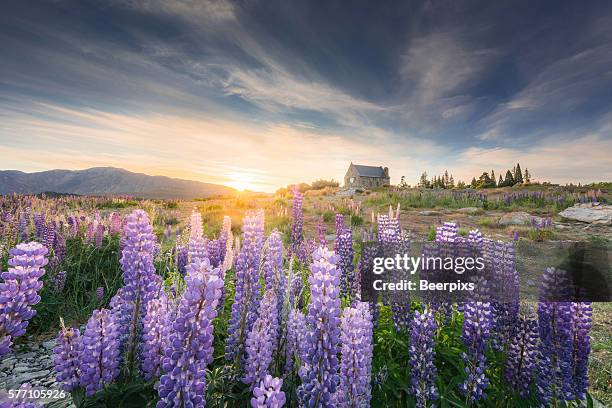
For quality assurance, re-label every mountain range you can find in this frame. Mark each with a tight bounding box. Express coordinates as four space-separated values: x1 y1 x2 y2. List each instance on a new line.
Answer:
0 167 235 199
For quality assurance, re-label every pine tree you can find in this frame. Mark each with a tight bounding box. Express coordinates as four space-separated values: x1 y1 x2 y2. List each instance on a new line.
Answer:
444 170 450 188
524 168 531 183
505 169 514 186
449 175 455 188
498 174 504 187
514 163 523 184
491 170 497 187
471 177 477 188
418 172 429 188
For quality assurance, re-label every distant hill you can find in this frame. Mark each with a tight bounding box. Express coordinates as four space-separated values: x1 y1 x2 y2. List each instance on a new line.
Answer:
0 167 235 199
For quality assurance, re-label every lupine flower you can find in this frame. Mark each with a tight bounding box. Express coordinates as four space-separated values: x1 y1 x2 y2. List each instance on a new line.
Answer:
157 259 223 408
297 247 341 407
175 242 188 275
244 289 279 388
141 294 169 381
504 306 538 397
95 224 105 248
284 309 306 376
53 270 67 292
409 308 438 408
226 211 265 366
336 302 373 407
95 287 105 301
262 230 285 314
291 187 304 260
118 210 161 371
251 375 286 408
188 236 209 264
53 322 82 391
459 301 493 402
0 242 48 357
435 221 458 243
218 215 232 264
79 308 121 396
189 209 203 240
335 228 354 299
570 302 592 402
537 267 574 405
317 217 327 247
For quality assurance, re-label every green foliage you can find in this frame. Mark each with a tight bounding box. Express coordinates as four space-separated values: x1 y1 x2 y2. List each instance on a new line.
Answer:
350 214 364 226
31 236 124 334
322 210 335 223
310 179 340 190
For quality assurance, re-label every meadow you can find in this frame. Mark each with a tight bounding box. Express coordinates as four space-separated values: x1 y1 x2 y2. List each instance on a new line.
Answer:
0 185 610 407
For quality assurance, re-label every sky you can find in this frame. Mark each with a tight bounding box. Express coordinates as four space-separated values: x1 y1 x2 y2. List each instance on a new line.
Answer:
1 0 611 192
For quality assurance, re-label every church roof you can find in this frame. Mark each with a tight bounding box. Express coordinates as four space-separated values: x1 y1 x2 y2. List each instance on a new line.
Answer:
351 164 387 178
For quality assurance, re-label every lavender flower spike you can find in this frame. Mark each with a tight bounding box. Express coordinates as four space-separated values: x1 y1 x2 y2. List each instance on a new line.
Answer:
0 242 48 357
336 302 373 408
297 247 341 408
251 375 286 408
157 258 223 408
409 308 438 408
53 319 82 391
79 309 121 396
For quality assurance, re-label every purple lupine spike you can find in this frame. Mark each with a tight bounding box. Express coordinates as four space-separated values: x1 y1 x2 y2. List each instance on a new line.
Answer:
570 302 592 402
156 259 223 408
44 221 56 252
95 286 105 301
175 242 188 275
244 289 279 388
409 308 438 408
297 247 341 407
459 301 493 402
189 210 203 240
284 309 306 376
218 215 232 264
504 306 538 397
206 238 222 268
336 302 373 407
95 224 105 248
536 267 574 405
53 323 82 391
109 212 122 235
435 221 458 243
291 188 305 263
263 230 285 316
251 375 286 408
188 236 209 264
0 242 48 357
53 271 67 292
335 227 354 298
317 217 327 247
119 209 161 372
79 308 121 396
334 214 345 246
141 294 169 381
226 210 265 367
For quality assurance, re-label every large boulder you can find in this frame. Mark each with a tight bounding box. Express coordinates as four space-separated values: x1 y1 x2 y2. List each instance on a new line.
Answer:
456 207 482 215
559 204 612 225
498 212 541 226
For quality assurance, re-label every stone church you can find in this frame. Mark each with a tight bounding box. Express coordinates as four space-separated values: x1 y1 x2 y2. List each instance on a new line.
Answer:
344 163 390 189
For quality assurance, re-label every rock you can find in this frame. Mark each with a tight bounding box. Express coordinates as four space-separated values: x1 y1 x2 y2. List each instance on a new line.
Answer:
456 207 481 215
498 212 541 226
418 210 442 216
42 340 56 350
559 204 612 225
16 369 51 382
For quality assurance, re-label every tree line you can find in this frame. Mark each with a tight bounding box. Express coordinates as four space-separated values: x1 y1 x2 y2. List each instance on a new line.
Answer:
417 163 531 189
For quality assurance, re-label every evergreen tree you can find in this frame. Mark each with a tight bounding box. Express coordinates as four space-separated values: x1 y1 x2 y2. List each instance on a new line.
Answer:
504 169 515 186
449 175 455 188
471 177 477 188
491 170 497 187
418 172 428 188
514 163 523 184
444 170 450 188
524 168 531 183
498 174 504 187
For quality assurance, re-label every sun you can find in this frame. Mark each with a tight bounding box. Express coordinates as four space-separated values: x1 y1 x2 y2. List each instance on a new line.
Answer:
225 172 258 191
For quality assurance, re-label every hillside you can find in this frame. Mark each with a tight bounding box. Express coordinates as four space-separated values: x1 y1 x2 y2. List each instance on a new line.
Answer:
0 167 235 199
